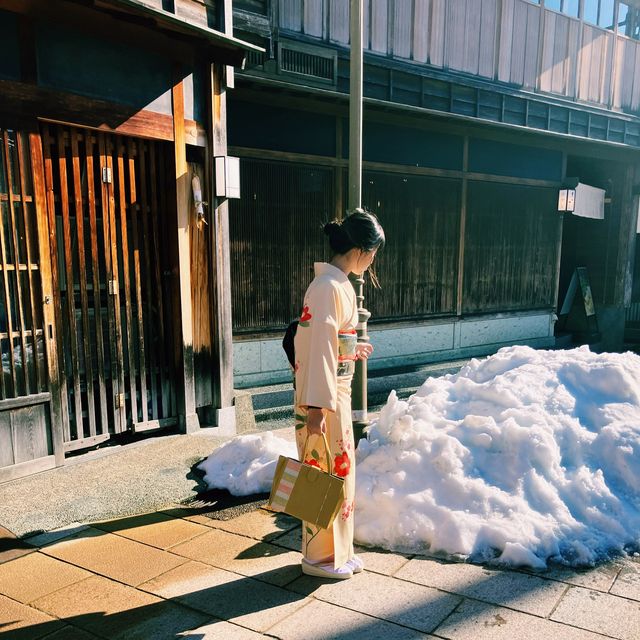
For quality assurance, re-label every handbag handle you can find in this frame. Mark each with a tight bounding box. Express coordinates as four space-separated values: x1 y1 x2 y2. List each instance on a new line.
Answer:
303 431 332 473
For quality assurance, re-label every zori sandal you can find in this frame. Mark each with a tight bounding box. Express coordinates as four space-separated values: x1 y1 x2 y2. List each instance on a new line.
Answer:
346 555 364 573
301 558 353 580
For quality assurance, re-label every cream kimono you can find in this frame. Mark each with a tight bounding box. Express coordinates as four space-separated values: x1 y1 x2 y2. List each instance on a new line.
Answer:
293 262 359 569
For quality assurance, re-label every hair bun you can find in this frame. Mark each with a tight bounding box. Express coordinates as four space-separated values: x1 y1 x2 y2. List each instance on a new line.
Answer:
323 221 341 237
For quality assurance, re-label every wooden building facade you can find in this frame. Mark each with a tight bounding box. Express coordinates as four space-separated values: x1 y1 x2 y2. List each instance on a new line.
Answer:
229 0 640 387
0 0 260 482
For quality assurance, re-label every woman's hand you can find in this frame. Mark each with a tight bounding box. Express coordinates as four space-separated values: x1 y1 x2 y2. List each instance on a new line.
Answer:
306 407 326 435
355 342 374 360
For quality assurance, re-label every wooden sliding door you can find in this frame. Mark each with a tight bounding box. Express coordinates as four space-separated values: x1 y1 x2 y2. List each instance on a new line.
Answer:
41 124 178 452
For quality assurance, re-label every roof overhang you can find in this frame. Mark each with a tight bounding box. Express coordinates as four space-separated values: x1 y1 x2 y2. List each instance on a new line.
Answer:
91 0 264 67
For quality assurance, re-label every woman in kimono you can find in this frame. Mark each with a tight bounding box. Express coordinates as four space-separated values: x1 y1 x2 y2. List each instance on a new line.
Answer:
294 209 385 580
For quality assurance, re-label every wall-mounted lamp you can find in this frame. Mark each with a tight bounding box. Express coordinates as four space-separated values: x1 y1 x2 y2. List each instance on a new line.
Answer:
214 156 241 199
558 188 576 213
559 181 605 219
191 174 208 226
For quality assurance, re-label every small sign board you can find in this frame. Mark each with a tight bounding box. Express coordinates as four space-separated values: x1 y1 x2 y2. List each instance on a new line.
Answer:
558 267 600 344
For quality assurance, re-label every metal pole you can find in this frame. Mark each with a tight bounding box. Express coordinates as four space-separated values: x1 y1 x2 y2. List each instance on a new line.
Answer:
348 0 370 443
348 0 363 210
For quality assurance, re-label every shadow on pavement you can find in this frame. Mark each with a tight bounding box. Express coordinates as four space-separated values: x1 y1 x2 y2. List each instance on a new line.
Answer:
6 519 571 640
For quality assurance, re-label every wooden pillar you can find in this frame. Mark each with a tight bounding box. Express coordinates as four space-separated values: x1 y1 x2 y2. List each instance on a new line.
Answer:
206 62 236 433
616 163 640 308
456 137 469 316
172 72 200 433
30 131 65 466
203 0 237 434
552 152 568 311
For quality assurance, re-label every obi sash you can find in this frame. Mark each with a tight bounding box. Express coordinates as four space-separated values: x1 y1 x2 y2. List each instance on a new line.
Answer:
337 330 357 377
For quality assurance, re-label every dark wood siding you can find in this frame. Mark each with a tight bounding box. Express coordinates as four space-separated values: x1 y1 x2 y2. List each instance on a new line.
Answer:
230 156 562 332
230 159 334 332
362 172 461 320
462 181 559 314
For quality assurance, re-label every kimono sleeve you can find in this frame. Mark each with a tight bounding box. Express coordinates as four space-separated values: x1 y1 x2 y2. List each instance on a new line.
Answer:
298 281 341 412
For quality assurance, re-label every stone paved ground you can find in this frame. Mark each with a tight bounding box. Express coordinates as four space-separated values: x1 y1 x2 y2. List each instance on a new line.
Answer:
1 427 640 639
2 505 640 639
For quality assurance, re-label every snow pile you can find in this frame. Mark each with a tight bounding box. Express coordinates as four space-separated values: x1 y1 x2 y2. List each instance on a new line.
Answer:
356 345 640 567
197 431 296 496
199 346 640 568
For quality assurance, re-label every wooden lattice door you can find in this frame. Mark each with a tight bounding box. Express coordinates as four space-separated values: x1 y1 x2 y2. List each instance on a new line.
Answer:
0 128 60 482
41 124 178 452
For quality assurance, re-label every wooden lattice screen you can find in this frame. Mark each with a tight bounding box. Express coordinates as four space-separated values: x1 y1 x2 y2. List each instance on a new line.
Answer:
0 130 47 400
41 124 178 450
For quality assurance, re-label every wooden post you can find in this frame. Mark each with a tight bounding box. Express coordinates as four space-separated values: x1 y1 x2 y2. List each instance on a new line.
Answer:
207 61 236 434
456 137 469 316
202 0 237 434
172 72 200 433
616 163 639 309
30 131 65 466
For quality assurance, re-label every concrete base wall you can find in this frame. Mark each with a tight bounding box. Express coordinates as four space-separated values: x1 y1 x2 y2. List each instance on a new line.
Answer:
233 310 557 388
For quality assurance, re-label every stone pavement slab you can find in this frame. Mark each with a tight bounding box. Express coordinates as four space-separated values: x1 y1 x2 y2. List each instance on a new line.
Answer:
551 585 640 640
433 597 611 640
530 562 622 593
0 551 91 603
0 592 64 640
271 527 423 577
170 527 302 587
141 559 310 632
395 556 567 617
176 620 268 638
35 625 100 639
24 523 90 548
40 526 188 586
197 508 300 542
287 569 462 634
0 524 33 565
30 574 211 640
266 598 435 639
269 524 301 551
352 545 413 576
91 511 211 549
609 562 640 601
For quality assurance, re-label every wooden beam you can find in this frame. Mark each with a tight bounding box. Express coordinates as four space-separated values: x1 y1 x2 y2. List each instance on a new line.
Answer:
232 78 640 161
0 80 205 146
172 72 199 433
228 145 563 187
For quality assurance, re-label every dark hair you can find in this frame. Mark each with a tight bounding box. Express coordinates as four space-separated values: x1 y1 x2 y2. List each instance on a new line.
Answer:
323 209 385 255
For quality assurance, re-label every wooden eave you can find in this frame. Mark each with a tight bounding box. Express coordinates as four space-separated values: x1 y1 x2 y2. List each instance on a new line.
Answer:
0 0 264 67
93 0 264 67
233 75 640 163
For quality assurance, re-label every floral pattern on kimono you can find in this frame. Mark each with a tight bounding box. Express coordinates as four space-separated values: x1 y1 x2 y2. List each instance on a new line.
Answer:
293 262 358 569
